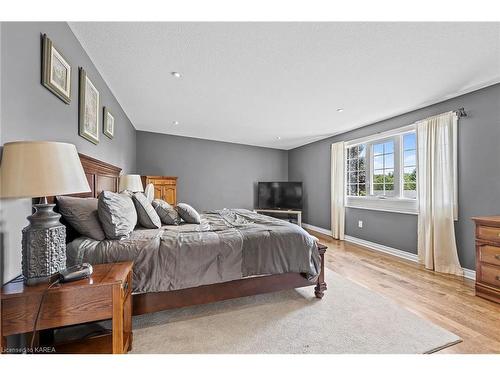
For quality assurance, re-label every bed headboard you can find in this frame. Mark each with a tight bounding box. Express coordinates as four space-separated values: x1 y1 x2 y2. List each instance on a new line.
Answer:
51 153 121 242
77 153 122 197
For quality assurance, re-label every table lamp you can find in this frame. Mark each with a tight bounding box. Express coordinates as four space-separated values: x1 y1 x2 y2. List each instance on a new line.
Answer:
119 174 144 193
0 141 91 285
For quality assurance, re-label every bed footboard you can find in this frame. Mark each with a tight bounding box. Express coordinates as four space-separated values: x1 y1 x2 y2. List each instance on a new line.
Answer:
132 242 328 315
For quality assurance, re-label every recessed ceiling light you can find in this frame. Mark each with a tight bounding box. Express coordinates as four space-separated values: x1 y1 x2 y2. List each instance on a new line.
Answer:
171 72 182 78
336 108 344 112
172 121 179 125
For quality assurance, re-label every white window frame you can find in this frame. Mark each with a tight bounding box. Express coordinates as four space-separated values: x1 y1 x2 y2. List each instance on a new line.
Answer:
344 124 418 215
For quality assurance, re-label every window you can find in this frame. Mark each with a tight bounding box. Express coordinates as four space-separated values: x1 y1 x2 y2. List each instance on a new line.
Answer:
346 145 366 197
372 140 395 197
402 133 417 199
345 125 418 214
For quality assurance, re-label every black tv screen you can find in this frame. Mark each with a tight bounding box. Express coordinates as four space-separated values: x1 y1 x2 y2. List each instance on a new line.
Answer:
257 182 303 210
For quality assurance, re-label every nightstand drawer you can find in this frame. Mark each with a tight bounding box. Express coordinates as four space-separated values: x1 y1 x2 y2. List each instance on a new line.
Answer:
478 244 500 267
479 264 500 289
1 287 113 336
477 225 500 242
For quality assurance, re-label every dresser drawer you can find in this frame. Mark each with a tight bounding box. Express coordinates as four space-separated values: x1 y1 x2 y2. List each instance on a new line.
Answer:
149 179 176 186
478 244 500 267
479 264 500 289
477 225 500 242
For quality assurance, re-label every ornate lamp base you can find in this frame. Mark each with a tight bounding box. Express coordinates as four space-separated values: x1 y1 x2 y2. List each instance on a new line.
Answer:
22 203 66 286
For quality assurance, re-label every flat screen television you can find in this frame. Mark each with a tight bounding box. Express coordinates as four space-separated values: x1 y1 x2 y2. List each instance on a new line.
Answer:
257 182 303 210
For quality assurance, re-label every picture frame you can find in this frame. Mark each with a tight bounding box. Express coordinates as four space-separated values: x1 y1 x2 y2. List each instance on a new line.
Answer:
78 68 100 144
103 107 115 139
41 34 71 104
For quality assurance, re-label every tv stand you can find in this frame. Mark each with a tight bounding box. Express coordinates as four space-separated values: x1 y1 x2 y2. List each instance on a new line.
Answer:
254 209 302 227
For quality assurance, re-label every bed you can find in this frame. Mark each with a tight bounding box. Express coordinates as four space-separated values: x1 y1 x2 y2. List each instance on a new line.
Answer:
56 154 327 316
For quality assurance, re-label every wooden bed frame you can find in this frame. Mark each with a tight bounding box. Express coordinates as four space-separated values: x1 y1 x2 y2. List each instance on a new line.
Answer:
59 153 327 316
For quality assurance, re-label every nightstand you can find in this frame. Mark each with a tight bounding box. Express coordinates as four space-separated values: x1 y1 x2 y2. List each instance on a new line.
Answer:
1 262 133 354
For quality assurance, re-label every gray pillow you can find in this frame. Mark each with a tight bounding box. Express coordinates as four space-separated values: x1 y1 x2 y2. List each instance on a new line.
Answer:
176 203 201 224
98 191 138 240
132 193 161 229
152 199 181 225
56 196 106 241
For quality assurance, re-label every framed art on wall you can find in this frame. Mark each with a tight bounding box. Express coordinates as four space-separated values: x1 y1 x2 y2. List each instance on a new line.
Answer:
41 34 71 104
103 107 115 139
79 68 100 144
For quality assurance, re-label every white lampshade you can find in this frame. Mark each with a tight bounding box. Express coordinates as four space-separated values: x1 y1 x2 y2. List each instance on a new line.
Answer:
119 174 144 193
0 141 91 198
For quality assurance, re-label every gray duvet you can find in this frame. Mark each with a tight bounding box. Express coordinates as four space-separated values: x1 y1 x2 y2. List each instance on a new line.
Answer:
67 209 320 294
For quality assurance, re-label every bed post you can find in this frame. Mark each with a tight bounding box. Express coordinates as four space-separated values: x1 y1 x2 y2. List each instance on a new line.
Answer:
314 243 327 298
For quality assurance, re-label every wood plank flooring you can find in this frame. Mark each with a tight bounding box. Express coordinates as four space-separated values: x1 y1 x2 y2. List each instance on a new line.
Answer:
308 230 500 354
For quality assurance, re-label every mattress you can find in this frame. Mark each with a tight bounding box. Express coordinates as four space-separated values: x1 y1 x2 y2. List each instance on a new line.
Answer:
66 208 320 294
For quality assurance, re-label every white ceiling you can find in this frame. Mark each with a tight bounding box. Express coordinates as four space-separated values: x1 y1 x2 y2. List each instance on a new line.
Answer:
69 22 500 150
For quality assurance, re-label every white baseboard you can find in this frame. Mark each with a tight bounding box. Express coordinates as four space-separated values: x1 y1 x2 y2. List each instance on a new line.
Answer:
344 235 476 281
301 223 476 281
463 268 476 280
344 235 419 263
302 223 332 236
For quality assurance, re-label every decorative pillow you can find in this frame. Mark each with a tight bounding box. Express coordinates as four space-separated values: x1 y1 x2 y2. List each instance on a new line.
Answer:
98 191 138 240
152 199 181 225
176 203 201 224
56 196 106 241
132 192 161 229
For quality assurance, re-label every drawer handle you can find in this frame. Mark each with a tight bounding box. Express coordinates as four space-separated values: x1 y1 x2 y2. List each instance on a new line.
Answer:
123 281 129 292
496 276 500 281
495 254 500 260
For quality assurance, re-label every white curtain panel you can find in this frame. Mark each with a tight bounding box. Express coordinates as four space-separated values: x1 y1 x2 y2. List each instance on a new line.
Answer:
331 142 345 240
416 112 463 276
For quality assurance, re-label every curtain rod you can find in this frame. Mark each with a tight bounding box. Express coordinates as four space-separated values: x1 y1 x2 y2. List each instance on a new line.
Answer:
455 107 467 118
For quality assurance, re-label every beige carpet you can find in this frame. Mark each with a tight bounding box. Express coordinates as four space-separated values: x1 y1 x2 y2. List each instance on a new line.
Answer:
129 269 461 353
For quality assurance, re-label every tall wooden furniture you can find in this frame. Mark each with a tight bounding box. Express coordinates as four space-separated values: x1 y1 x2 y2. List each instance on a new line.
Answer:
1 262 133 354
472 216 500 304
141 176 177 205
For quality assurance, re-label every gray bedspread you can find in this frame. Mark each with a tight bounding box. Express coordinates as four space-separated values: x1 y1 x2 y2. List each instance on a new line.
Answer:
67 209 320 294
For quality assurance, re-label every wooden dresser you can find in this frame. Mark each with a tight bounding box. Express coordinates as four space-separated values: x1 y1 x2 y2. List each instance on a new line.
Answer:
472 216 500 304
141 176 177 205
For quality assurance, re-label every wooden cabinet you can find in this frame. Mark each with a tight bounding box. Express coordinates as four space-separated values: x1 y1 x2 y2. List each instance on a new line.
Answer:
141 176 177 205
472 216 500 304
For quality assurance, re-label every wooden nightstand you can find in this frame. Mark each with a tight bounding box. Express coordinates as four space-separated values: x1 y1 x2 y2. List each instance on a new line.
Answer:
1 262 133 354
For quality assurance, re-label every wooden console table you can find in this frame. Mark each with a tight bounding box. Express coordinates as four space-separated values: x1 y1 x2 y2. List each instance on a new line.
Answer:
254 209 302 227
1 262 133 354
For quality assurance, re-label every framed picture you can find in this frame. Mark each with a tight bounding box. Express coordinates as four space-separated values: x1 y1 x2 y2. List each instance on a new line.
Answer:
103 107 115 139
42 34 71 104
78 68 100 144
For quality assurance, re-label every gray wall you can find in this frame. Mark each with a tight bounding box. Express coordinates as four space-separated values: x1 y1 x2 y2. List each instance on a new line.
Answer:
289 83 500 270
136 131 288 212
1 22 137 283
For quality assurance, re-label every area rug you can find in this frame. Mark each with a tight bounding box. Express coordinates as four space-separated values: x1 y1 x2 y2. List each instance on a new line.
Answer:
129 269 461 353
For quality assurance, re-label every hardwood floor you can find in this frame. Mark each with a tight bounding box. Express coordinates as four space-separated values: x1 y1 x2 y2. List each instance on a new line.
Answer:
308 230 500 354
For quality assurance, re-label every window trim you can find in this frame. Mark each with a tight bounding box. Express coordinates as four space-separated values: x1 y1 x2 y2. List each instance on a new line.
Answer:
344 124 418 215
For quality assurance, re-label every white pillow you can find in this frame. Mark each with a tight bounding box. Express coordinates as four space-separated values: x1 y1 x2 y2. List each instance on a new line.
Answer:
144 183 154 203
